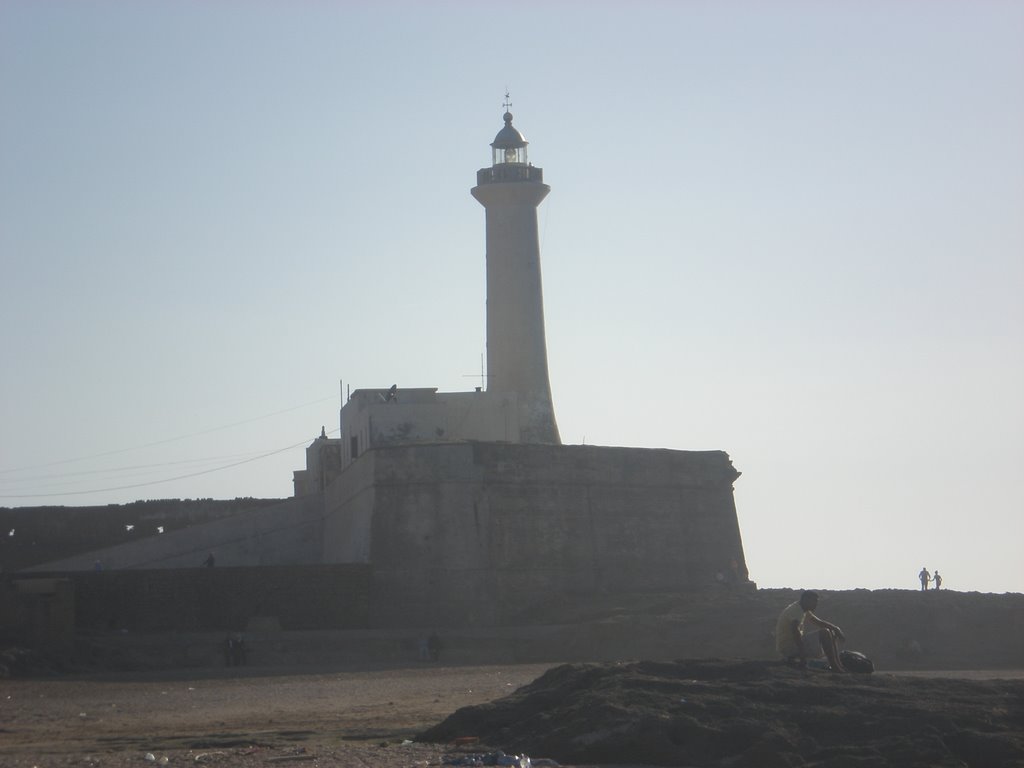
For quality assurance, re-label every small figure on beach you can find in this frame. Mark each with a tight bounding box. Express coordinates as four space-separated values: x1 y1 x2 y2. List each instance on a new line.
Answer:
918 567 931 591
775 590 846 672
728 558 740 585
905 638 922 661
427 631 442 662
933 570 942 590
223 634 247 666
231 634 247 666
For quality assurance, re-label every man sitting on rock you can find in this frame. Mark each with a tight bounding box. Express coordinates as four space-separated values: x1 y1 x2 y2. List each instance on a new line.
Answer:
776 590 846 671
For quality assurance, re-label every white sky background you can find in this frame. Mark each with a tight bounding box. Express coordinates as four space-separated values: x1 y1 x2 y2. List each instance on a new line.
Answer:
1 1 1021 594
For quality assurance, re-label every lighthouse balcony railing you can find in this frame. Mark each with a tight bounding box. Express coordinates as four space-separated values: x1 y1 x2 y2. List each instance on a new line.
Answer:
477 164 544 185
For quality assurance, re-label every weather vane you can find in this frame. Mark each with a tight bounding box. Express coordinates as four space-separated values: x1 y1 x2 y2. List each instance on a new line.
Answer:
503 90 512 113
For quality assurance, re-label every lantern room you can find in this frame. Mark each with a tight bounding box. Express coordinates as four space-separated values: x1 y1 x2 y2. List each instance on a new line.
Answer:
491 111 528 166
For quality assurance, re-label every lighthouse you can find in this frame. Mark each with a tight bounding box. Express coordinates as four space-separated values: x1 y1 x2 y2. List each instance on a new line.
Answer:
472 106 561 444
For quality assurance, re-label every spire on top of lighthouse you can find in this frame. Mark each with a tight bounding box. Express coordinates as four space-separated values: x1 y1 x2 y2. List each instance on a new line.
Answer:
491 93 529 166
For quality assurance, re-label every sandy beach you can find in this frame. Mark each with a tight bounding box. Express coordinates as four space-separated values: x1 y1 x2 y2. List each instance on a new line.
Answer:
3 662 1023 768
0 663 552 767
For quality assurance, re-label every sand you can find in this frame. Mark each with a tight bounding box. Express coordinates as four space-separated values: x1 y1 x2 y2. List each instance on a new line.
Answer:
0 663 551 767
3 661 1023 768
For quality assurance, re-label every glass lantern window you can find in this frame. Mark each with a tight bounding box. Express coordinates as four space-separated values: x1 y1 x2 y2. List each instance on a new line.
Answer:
494 145 527 165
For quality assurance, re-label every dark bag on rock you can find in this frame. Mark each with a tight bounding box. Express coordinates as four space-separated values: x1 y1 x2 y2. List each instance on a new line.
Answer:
840 650 874 673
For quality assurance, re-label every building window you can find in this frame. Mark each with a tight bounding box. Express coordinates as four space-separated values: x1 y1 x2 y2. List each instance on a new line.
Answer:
350 436 359 460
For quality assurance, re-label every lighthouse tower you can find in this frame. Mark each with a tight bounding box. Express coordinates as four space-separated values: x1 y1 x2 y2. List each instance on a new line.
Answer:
471 107 561 444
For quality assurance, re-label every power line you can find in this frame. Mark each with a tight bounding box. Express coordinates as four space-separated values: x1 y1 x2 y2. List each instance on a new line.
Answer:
0 450 271 486
0 394 337 475
0 428 340 500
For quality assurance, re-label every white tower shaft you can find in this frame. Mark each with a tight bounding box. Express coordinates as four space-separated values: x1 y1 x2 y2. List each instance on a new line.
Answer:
471 110 560 444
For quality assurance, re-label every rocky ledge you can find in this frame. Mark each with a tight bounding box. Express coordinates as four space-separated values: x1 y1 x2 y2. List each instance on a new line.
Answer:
421 658 1024 768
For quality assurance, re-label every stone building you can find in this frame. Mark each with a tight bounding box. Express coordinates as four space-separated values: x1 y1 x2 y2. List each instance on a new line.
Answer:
299 108 749 624
21 107 749 629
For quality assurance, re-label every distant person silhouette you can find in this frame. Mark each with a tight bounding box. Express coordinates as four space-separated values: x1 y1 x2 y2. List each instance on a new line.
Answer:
427 631 442 662
933 571 942 590
203 552 216 568
231 633 247 666
918 567 931 591
729 558 740 585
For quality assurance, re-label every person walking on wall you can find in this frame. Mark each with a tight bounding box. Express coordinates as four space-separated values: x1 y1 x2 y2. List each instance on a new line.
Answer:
918 567 931 591
933 570 942 590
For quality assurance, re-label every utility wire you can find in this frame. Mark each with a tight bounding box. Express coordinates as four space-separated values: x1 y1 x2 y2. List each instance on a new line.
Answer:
0 394 337 475
0 428 340 499
0 450 272 485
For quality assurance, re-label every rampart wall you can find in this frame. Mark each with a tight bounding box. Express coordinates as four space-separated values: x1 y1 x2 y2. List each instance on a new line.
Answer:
0 577 76 651
22 497 323 572
324 442 747 627
11 564 372 633
6 442 747 635
0 498 283 572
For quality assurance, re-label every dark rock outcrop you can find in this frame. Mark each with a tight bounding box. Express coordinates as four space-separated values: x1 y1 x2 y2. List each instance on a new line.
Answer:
421 658 1024 767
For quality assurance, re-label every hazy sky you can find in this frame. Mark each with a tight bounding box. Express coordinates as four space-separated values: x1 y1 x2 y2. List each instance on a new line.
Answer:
2 1 1022 594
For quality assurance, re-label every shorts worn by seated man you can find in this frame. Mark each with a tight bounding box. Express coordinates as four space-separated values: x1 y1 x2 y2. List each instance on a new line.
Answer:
775 600 824 659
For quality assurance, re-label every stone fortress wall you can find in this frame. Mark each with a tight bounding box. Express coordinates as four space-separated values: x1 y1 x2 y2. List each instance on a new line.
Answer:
8 564 371 634
323 441 747 627
5 441 748 635
6 577 1022 672
16 497 323 573
0 498 284 573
